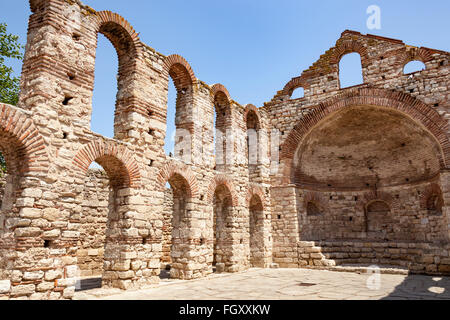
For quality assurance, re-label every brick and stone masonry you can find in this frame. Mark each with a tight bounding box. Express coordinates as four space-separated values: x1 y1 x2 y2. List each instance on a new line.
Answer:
0 0 448 299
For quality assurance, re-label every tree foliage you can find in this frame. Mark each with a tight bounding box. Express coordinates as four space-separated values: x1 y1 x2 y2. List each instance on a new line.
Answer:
0 23 23 105
0 23 24 175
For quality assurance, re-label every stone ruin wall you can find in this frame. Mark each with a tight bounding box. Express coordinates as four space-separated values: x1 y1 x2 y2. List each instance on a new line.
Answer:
266 30 450 273
0 0 447 300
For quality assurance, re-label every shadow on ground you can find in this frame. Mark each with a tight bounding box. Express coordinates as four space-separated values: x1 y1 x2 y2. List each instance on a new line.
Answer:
382 273 450 300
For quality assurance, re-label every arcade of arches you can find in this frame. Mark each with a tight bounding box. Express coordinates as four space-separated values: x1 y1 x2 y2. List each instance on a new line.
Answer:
0 0 448 300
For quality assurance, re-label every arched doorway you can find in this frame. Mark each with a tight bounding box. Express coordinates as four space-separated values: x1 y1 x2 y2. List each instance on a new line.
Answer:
249 194 264 267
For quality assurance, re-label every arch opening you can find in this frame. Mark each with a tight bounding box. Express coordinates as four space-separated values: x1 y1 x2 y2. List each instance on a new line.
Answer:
246 109 260 167
249 194 264 267
214 92 231 168
91 33 118 139
290 87 304 99
166 63 195 162
76 157 132 290
212 184 233 271
160 173 191 279
403 60 426 74
338 53 363 88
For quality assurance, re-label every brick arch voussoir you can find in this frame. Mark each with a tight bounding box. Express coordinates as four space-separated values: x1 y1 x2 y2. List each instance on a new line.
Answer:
303 190 328 211
156 161 199 198
163 54 197 87
206 174 239 207
246 183 265 209
72 139 141 188
281 88 450 169
282 76 307 97
0 103 49 175
360 191 400 211
330 40 369 65
211 83 231 102
244 104 262 127
398 47 435 67
95 11 143 59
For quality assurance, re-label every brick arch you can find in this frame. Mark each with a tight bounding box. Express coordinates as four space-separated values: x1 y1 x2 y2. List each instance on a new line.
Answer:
303 191 328 212
0 103 49 175
163 54 197 90
398 47 434 66
95 11 143 68
244 104 261 130
211 83 231 101
419 183 443 211
282 76 307 97
156 161 199 198
330 39 369 66
280 88 450 172
72 139 141 188
206 175 239 206
360 191 400 211
246 184 265 209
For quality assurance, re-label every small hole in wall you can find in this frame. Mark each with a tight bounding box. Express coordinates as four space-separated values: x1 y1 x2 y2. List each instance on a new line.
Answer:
354 196 358 201
440 61 445 66
405 178 409 182
409 89 414 93
148 110 154 117
380 56 384 60
366 183 370 187
62 132 68 139
327 184 332 187
265 214 269 219
408 160 412 165
68 73 75 81
329 196 332 200
277 215 281 220
72 33 81 41
395 194 400 199
417 190 421 195
382 75 386 80
142 237 148 245
200 238 205 245
62 96 73 106
434 103 439 107
240 239 243 244
323 90 326 93
43 240 52 248
148 160 154 167
200 195 204 201
349 217 353 221
401 143 406 147
213 165 216 170
148 128 154 135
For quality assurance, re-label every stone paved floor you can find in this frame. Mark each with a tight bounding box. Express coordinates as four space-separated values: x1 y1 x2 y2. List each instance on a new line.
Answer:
73 268 450 300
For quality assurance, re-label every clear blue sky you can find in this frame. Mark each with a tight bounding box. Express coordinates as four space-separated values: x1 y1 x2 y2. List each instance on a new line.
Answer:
1 1 449 154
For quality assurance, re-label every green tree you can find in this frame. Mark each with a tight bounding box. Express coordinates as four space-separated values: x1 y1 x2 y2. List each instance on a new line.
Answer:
0 23 24 175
